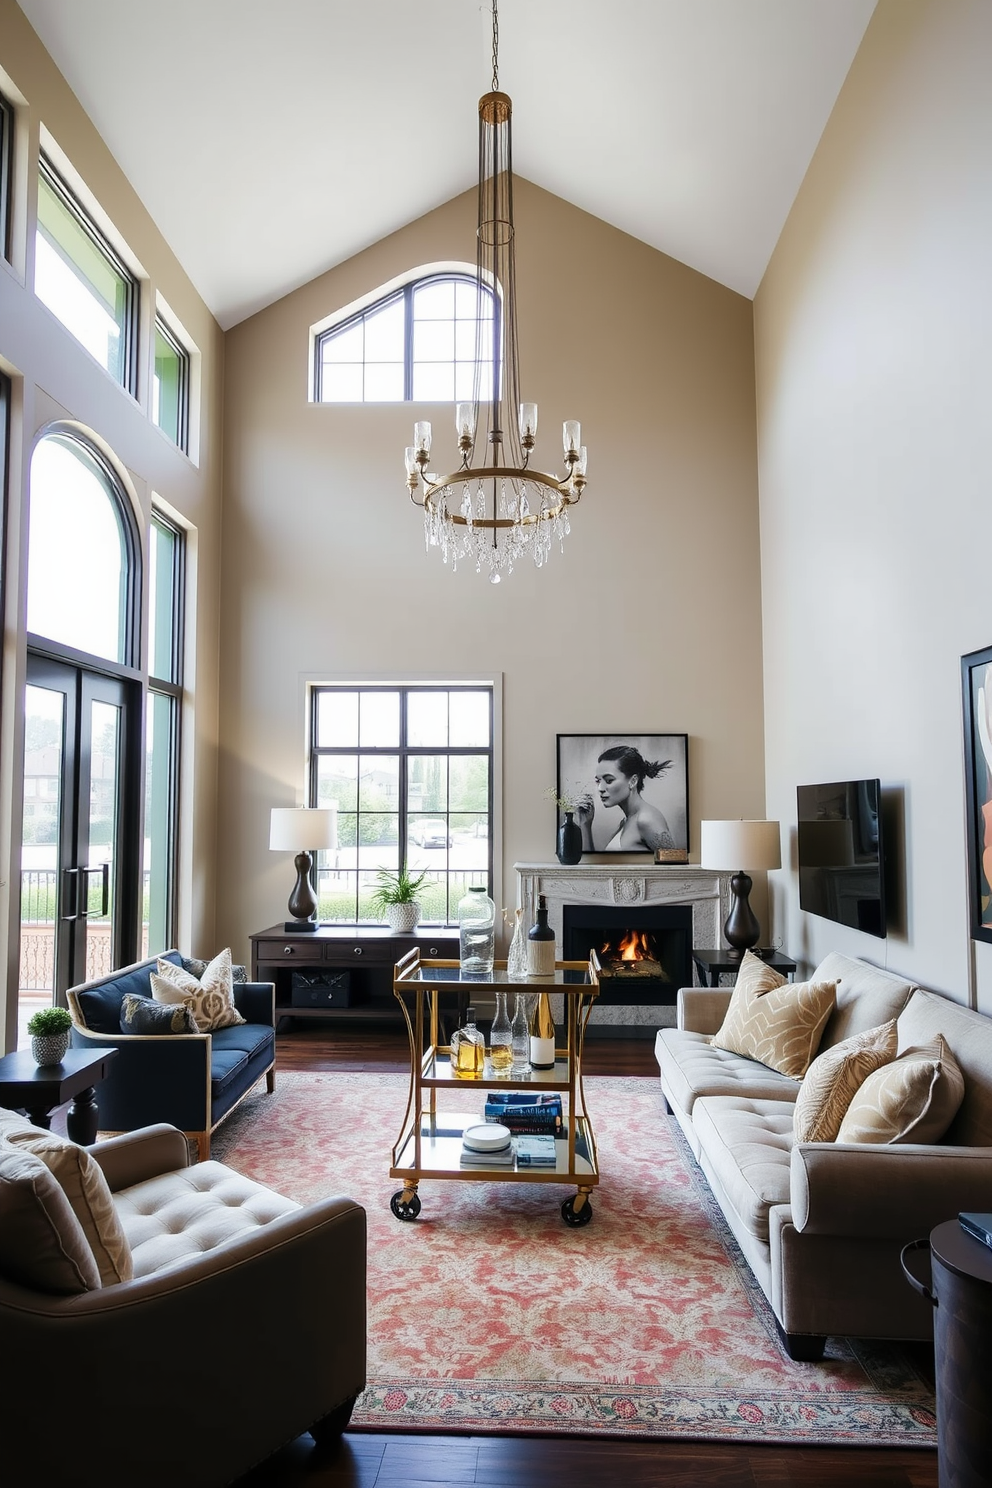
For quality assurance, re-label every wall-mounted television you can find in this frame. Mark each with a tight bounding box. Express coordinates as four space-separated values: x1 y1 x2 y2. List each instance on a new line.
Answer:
797 780 886 938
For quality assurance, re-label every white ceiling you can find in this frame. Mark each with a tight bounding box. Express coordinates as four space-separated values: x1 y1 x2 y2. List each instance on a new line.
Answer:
16 0 876 330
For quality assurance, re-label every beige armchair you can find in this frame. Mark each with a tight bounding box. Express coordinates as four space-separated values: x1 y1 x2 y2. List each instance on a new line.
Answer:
0 1116 366 1487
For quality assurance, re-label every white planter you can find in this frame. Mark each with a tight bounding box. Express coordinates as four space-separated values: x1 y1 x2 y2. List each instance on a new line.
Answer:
31 1032 70 1066
385 902 420 933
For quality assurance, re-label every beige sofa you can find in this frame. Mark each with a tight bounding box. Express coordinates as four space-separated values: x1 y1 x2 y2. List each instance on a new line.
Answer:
655 952 992 1359
0 1117 367 1486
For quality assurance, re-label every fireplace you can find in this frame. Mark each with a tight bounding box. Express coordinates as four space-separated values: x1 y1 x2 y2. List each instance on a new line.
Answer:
562 904 692 1007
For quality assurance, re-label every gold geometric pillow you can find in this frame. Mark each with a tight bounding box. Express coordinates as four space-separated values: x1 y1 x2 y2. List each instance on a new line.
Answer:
712 951 836 1079
151 947 245 1032
836 1035 965 1145
793 1019 898 1143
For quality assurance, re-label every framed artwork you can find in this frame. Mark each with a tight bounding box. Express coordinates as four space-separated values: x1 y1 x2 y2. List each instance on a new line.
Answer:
962 644 992 944
555 733 689 856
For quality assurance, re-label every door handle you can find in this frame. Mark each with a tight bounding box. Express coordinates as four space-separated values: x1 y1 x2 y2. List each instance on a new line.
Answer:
60 866 81 921
80 863 110 918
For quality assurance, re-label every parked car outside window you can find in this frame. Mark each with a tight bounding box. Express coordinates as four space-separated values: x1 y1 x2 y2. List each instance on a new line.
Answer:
410 818 453 848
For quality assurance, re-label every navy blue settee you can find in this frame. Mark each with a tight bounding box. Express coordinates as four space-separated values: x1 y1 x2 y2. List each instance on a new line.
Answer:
67 950 276 1160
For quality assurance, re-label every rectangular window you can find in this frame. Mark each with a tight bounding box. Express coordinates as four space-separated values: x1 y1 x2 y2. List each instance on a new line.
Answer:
143 514 184 954
35 155 137 392
310 684 493 924
0 89 12 262
153 315 189 451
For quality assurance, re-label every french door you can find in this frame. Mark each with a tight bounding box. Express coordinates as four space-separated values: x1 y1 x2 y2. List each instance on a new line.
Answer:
21 654 140 1012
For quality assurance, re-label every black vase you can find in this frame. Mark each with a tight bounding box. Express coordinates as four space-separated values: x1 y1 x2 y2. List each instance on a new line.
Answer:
556 812 582 865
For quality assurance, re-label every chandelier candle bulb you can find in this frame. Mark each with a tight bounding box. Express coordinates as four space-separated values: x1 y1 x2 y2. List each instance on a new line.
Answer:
413 421 431 459
563 420 581 456
519 402 538 445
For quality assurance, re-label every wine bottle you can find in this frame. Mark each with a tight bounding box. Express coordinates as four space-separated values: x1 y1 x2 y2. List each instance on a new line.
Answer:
529 990 556 1070
526 893 556 979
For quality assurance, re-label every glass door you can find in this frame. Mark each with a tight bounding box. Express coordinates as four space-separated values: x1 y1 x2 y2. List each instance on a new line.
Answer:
18 655 138 1040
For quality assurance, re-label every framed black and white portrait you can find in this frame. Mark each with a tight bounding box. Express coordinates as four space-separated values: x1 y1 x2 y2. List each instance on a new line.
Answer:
555 734 689 855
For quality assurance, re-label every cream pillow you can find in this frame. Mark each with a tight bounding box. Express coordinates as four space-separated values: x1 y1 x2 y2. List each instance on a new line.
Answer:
0 1147 102 1293
793 1019 898 1143
4 1127 132 1285
836 1035 965 1145
152 947 245 1032
712 950 836 1079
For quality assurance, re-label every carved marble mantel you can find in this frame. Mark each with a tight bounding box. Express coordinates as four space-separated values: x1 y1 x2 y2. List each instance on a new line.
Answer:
514 863 734 1030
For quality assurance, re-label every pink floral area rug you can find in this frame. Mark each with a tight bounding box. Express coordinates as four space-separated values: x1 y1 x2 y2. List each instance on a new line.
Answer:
211 1071 936 1447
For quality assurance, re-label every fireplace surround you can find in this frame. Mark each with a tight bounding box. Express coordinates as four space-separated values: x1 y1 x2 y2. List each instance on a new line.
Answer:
515 863 733 1037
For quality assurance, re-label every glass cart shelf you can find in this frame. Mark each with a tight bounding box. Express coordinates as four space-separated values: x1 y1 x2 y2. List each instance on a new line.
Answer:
390 950 601 1227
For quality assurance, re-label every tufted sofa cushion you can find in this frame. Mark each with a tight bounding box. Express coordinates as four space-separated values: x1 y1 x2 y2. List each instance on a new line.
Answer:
655 1029 801 1117
114 1160 300 1278
691 1095 795 1242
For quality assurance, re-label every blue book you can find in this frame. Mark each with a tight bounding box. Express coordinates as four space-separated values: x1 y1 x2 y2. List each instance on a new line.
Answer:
486 1092 561 1109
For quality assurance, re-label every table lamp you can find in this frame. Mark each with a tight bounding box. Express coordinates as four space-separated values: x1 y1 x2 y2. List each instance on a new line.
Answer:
700 819 782 956
269 807 336 932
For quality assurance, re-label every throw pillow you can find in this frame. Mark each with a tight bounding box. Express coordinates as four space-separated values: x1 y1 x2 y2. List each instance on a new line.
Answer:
836 1034 965 1145
793 1019 899 1143
712 951 837 1079
4 1128 133 1285
121 990 198 1036
0 1146 102 1293
182 954 248 984
151 947 245 1032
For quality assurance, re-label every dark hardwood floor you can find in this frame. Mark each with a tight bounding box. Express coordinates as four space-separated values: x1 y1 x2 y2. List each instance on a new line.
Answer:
233 1024 938 1488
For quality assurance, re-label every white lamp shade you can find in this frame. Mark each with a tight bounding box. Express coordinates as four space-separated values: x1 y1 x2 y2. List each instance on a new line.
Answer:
269 807 337 852
700 820 782 872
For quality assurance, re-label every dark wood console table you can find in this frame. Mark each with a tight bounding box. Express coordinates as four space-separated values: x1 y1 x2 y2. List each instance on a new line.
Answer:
250 924 460 1029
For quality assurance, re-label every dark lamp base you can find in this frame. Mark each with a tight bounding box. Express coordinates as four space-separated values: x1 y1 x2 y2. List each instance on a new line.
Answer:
284 919 318 933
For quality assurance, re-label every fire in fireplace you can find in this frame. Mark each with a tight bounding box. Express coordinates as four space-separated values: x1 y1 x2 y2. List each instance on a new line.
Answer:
598 929 667 979
562 904 692 1006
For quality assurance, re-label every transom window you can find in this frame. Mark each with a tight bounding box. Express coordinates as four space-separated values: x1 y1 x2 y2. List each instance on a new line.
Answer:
314 273 496 404
153 315 190 452
309 684 493 924
35 154 138 392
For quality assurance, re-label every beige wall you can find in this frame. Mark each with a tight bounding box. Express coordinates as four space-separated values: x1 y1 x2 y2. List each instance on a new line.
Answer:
0 0 225 1048
755 0 992 1004
220 180 766 955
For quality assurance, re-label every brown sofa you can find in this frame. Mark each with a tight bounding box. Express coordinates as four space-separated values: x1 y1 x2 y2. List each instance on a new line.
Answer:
655 952 992 1359
0 1117 366 1486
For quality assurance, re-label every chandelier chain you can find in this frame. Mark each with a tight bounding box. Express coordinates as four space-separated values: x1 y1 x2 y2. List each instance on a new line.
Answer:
491 0 499 91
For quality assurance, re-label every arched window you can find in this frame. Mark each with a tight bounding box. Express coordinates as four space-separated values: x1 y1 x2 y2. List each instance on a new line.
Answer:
314 271 496 404
27 430 138 666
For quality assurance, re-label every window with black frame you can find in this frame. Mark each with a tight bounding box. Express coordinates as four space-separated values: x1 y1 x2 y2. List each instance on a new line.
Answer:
34 154 138 392
143 513 185 953
153 314 190 452
309 684 493 924
0 88 13 263
314 272 497 404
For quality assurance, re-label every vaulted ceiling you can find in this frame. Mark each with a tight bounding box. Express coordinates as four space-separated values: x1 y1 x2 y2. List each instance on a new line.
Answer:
16 0 876 329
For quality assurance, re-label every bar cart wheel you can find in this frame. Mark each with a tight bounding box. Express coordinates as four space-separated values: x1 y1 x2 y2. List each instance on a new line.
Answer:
390 1187 422 1222
561 1192 593 1228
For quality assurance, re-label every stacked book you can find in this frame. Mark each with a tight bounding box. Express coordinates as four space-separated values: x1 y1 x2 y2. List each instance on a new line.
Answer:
460 1123 514 1168
484 1091 562 1135
513 1133 558 1167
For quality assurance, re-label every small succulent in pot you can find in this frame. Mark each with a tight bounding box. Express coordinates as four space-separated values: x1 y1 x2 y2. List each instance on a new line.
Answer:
27 1006 73 1066
369 865 428 933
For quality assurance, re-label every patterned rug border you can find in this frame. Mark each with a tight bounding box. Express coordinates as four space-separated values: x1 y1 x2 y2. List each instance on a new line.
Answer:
215 1072 937 1448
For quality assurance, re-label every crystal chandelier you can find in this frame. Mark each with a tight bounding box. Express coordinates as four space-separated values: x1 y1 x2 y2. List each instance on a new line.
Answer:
404 0 587 583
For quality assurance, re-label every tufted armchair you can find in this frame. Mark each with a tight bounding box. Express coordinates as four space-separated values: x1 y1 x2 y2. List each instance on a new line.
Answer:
0 1117 366 1487
67 950 276 1160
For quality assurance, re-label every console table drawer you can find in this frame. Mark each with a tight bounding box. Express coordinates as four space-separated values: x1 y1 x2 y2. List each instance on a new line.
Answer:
259 940 325 964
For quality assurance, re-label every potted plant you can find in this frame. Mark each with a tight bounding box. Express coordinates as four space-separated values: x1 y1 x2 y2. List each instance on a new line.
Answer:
370 864 428 933
27 1006 73 1067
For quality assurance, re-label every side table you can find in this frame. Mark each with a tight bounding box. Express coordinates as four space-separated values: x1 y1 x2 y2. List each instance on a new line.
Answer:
692 949 797 988
0 1047 118 1144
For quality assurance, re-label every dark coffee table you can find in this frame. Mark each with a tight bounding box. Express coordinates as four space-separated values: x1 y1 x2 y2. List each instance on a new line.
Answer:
0 1046 118 1144
692 948 797 987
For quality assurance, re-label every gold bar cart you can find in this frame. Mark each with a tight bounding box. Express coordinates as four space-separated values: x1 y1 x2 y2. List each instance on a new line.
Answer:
390 949 601 1226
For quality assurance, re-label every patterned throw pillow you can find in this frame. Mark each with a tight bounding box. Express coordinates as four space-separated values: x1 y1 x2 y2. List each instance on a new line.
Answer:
712 950 837 1079
121 991 198 1036
836 1035 965 1145
151 947 246 1033
0 1147 102 1293
2 1128 132 1285
182 955 248 984
793 1020 898 1143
